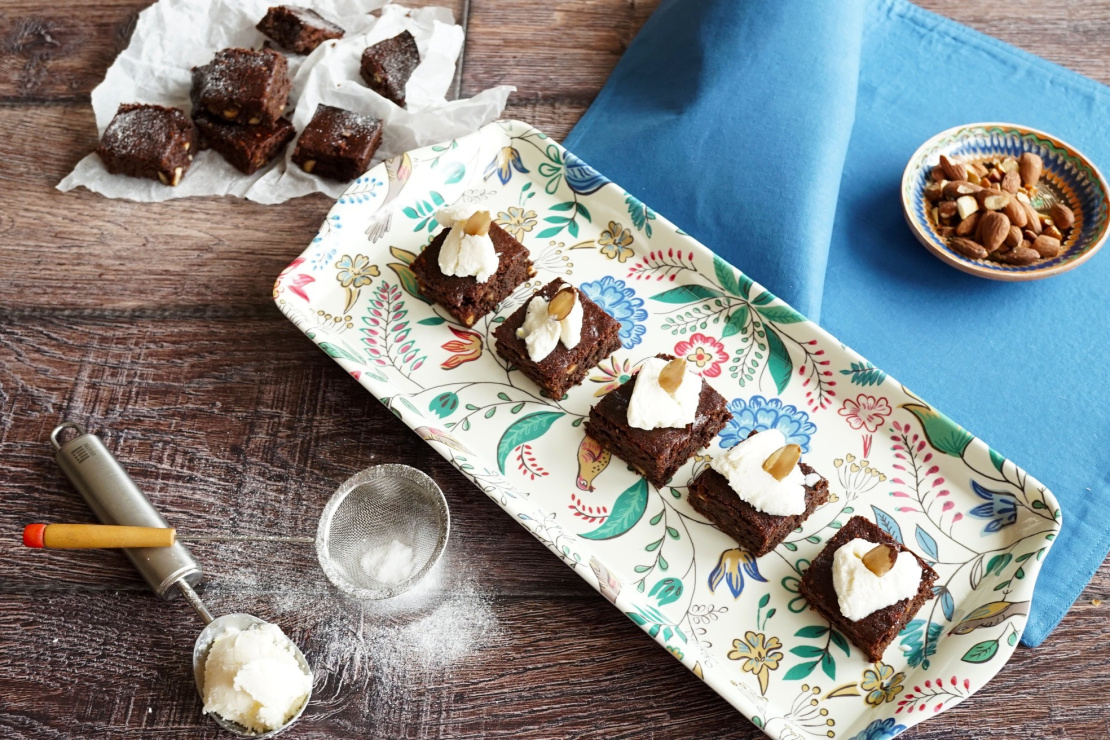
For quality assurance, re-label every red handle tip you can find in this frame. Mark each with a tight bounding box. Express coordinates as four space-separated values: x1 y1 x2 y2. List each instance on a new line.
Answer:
23 524 47 548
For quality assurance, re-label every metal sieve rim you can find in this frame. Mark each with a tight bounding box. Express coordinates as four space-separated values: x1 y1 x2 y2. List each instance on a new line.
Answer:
315 464 450 600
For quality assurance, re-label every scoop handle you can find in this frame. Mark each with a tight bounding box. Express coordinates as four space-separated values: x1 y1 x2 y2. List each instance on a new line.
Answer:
23 523 176 549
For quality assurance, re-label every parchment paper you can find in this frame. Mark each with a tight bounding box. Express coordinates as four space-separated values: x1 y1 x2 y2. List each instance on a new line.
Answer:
57 0 513 203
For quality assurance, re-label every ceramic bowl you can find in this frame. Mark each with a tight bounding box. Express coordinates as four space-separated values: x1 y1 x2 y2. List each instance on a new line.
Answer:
902 122 1109 280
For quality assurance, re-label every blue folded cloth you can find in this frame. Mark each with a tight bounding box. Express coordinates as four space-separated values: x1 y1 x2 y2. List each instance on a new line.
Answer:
565 0 1110 647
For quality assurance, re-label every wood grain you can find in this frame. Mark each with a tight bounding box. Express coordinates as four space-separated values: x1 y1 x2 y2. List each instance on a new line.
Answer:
1 0 1109 738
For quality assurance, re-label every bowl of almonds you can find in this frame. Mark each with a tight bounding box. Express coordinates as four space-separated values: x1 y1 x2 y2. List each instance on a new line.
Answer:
902 123 1109 280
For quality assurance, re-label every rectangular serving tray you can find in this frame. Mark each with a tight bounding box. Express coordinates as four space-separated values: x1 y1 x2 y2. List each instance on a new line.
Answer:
276 120 1061 739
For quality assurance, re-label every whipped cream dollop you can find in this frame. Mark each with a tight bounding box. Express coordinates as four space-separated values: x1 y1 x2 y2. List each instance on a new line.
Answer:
515 287 583 362
202 622 312 733
627 357 701 430
435 205 498 282
709 428 807 516
832 538 923 621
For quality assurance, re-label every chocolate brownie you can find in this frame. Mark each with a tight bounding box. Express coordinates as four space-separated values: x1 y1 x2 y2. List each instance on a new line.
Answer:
359 31 419 107
493 278 622 399
257 5 344 54
688 431 830 556
191 48 291 127
798 516 939 662
411 221 534 327
96 103 196 186
585 355 731 488
291 104 383 180
194 112 295 174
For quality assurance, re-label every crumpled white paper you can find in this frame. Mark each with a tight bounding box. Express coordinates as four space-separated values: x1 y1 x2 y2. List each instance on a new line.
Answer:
57 0 513 203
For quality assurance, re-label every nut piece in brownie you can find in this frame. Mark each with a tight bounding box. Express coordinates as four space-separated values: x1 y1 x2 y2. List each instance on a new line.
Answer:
194 113 295 175
585 355 731 488
411 209 535 327
291 104 383 181
688 430 829 556
191 48 291 128
799 516 938 662
257 5 345 54
494 278 621 399
96 103 196 186
360 31 420 107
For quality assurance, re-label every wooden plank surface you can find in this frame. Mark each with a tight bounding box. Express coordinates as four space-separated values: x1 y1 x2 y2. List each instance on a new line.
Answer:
1 0 1108 738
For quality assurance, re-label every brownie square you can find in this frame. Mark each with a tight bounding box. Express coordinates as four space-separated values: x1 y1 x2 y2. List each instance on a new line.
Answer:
194 112 295 174
360 31 420 107
799 516 939 662
257 5 344 54
291 104 383 181
688 431 830 556
493 278 622 399
585 354 731 488
96 103 196 186
191 48 291 127
411 221 534 327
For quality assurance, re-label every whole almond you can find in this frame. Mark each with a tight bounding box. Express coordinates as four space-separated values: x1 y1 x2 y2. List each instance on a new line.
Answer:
1031 235 1061 258
978 190 1011 211
547 289 576 321
862 544 898 577
955 211 980 237
944 180 982 199
950 237 988 260
1023 229 1039 243
1049 203 1075 230
979 212 1010 252
1001 171 1021 194
657 357 687 394
1018 152 1043 188
1023 202 1042 234
997 246 1040 265
938 201 958 220
940 154 966 182
1002 198 1028 229
1006 225 1023 249
762 444 802 482
930 165 946 183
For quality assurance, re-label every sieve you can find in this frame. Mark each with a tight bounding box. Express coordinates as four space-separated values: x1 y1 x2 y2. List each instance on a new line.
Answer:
27 461 452 600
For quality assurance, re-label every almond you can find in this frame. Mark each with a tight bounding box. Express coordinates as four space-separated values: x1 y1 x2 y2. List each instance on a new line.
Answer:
930 165 946 183
977 190 1011 211
944 180 982 199
862 544 898 577
979 212 1010 252
1001 171 1021 194
940 154 966 182
956 195 980 220
950 236 988 260
547 289 576 321
924 182 945 202
938 201 958 220
1018 152 1043 188
937 226 955 238
1000 157 1020 174
970 161 990 179
997 246 1039 265
1006 225 1023 249
955 211 980 237
1002 198 1028 229
657 357 687 394
987 168 1004 183
1023 202 1042 234
1031 235 1061 258
762 444 801 482
463 210 492 236
1050 202 1075 230
1043 224 1064 241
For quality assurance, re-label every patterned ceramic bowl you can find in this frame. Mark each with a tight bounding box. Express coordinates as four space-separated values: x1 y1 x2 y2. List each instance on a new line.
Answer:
902 122 1109 280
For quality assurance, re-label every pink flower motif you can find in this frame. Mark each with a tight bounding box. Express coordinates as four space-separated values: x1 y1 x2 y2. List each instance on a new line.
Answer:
673 333 728 377
838 394 893 433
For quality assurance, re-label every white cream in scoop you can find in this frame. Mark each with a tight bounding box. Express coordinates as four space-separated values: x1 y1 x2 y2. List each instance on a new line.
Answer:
516 288 583 362
435 206 498 282
627 357 700 429
832 538 923 621
709 428 807 516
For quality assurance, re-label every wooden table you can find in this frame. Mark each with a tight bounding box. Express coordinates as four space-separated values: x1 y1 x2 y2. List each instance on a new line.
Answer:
1 1 1108 737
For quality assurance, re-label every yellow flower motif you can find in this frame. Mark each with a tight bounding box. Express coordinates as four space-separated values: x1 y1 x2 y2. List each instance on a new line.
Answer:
860 661 905 706
727 631 783 695
495 206 538 240
597 220 634 262
666 646 684 661
335 254 379 288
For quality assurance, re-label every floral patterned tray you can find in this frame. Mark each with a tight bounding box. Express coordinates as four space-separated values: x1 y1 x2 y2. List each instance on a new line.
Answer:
275 120 1061 740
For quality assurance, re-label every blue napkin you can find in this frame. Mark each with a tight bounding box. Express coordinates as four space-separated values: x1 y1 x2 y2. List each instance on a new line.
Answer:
565 0 1110 647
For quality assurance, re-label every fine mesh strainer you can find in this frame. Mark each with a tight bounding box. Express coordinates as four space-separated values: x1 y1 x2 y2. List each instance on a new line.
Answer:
25 463 451 601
